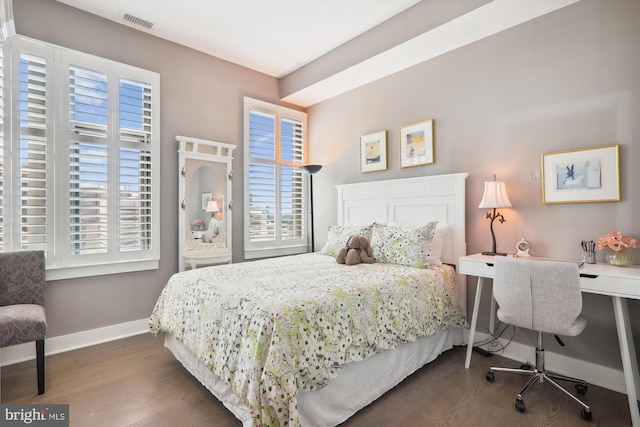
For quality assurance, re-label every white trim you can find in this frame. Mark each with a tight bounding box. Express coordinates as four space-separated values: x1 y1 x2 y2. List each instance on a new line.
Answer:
464 330 627 395
0 318 149 367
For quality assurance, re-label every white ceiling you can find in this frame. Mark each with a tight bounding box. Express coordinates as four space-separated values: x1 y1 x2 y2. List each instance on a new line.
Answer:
55 0 580 107
55 0 422 78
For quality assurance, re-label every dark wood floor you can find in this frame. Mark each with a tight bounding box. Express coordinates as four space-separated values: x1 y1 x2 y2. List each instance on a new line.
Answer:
2 333 632 426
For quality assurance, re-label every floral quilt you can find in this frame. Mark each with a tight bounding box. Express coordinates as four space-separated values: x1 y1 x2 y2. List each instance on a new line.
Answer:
149 253 466 427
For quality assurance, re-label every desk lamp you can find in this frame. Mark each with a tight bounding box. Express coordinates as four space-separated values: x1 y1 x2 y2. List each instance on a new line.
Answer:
478 176 512 256
300 164 322 252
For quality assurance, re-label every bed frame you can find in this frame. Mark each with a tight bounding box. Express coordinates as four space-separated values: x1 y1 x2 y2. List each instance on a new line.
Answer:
336 172 468 313
164 172 469 427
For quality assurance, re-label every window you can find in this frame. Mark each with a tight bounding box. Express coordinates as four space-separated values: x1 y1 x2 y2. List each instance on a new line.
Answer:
243 97 307 259
0 36 159 280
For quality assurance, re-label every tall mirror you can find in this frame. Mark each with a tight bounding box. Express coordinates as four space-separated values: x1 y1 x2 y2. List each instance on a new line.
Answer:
177 136 235 271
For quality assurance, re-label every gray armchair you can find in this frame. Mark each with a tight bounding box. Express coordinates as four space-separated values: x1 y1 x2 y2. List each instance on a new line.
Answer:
0 251 47 395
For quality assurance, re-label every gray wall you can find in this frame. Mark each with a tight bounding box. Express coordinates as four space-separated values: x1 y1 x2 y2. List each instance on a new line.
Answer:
13 0 640 372
14 0 285 337
307 0 640 370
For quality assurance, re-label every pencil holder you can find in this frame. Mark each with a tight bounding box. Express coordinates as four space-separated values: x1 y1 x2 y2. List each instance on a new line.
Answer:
581 251 596 264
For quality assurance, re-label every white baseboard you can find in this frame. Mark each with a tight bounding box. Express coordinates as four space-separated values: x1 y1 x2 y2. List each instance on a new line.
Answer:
465 330 627 395
0 318 149 367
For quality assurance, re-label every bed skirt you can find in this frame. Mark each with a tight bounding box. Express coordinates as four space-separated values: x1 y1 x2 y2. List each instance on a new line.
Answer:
164 327 463 427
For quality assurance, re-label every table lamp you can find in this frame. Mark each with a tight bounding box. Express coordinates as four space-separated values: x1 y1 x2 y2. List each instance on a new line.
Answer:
478 176 512 256
206 197 221 238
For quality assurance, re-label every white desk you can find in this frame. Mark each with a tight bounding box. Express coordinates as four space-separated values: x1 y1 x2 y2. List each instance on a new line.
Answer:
460 253 640 426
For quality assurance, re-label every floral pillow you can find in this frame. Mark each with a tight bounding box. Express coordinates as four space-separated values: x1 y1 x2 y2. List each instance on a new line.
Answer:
370 222 438 268
319 223 375 256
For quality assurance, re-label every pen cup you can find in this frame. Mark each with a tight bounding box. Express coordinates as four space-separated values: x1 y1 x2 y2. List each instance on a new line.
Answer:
582 251 596 264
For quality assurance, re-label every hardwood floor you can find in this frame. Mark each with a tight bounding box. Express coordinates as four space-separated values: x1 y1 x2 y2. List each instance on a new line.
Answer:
2 333 632 426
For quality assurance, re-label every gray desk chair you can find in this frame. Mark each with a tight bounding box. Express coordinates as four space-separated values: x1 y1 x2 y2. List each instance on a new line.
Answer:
485 256 592 421
0 251 47 395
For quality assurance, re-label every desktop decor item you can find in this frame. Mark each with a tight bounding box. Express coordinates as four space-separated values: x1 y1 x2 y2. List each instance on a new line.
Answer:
580 240 596 264
400 119 434 168
541 144 620 204
300 164 323 252
595 230 638 267
360 131 387 173
478 176 512 256
516 237 531 257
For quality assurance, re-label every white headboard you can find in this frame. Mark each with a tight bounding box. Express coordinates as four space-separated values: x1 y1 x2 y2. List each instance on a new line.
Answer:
335 172 469 312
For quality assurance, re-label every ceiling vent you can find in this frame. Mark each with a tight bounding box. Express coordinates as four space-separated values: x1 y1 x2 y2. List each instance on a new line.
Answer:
120 12 154 30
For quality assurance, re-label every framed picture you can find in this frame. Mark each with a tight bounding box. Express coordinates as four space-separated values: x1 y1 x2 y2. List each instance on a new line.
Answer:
541 144 620 204
360 130 387 173
400 119 434 168
201 192 211 211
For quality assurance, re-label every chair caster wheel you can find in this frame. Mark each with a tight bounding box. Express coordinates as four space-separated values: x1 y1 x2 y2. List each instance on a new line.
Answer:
486 371 495 382
515 399 525 412
575 383 588 394
581 408 592 421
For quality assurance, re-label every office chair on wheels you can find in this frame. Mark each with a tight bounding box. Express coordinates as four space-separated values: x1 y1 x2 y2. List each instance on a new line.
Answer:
485 256 592 421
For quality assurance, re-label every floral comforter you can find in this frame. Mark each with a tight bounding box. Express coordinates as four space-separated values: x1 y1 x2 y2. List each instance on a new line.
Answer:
149 253 466 427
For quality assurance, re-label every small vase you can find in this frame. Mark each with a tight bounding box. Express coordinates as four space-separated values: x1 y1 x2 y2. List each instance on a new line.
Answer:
606 250 633 267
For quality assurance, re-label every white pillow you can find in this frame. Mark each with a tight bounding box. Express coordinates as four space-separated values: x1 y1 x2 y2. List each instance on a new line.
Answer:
370 222 438 268
319 223 375 256
428 223 449 265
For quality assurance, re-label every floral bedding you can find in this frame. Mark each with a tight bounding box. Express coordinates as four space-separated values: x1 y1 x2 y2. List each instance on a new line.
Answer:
149 253 466 427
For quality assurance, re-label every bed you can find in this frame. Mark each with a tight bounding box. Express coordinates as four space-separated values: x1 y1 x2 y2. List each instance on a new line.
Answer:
150 172 469 426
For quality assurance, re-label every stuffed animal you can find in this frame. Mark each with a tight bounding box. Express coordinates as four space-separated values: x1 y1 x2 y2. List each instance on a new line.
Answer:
336 235 374 265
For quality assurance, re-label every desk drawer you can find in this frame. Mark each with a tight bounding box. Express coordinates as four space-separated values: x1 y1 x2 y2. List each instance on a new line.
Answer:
459 259 494 278
580 274 640 299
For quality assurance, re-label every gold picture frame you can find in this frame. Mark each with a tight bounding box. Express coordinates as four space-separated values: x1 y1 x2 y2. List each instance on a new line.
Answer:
360 130 387 173
400 119 434 168
541 144 620 204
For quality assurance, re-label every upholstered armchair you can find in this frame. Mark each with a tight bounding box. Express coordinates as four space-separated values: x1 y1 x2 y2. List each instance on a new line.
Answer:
0 251 47 395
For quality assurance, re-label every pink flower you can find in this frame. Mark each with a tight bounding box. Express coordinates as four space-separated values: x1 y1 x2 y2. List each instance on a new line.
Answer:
596 231 639 252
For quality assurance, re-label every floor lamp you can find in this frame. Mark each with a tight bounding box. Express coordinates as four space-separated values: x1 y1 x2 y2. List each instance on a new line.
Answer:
478 175 512 256
300 164 322 252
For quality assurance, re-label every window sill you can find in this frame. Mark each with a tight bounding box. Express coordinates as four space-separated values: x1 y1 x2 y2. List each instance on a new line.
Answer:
244 246 307 260
46 259 159 281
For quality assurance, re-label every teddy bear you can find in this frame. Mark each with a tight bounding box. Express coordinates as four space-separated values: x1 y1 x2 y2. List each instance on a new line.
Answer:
336 235 374 265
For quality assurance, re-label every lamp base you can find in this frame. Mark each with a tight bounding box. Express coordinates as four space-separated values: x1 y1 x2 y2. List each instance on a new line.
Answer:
481 251 508 256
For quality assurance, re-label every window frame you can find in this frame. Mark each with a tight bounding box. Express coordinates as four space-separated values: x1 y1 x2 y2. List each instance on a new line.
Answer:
243 97 308 260
1 35 160 280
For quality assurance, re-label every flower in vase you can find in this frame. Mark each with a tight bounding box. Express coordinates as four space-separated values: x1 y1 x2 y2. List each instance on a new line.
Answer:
595 231 639 252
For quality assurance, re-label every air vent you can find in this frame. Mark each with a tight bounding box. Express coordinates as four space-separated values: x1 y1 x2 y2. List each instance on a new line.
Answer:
121 12 154 30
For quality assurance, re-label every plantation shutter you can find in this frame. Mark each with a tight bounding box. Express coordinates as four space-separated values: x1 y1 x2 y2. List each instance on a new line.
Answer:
244 97 307 258
68 65 109 256
18 52 48 252
280 117 304 240
248 109 276 243
0 46 4 252
118 78 153 252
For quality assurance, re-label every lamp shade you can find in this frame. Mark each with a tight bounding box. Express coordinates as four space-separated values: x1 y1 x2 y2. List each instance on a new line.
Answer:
206 200 220 213
300 164 322 175
478 180 512 209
